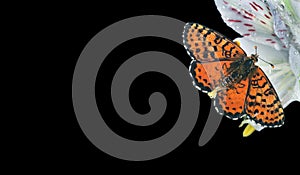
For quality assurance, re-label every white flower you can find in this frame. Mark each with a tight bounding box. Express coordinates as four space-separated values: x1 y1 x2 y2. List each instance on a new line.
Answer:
214 0 300 135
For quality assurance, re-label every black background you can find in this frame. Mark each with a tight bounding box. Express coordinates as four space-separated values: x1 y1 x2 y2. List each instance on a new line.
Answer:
31 0 300 172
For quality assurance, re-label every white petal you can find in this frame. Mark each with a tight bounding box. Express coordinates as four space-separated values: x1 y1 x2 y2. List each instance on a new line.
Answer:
214 0 287 50
269 66 299 107
266 0 300 46
289 45 300 81
267 1 291 48
290 0 300 20
234 37 288 63
280 78 300 107
286 45 300 106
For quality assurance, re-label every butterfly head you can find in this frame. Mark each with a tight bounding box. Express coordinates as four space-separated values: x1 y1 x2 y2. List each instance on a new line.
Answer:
250 54 259 63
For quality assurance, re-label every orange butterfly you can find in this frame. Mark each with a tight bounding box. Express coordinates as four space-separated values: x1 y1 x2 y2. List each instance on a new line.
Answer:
183 23 284 136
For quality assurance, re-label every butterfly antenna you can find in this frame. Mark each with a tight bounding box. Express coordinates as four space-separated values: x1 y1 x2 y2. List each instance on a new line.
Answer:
259 58 275 68
254 46 275 68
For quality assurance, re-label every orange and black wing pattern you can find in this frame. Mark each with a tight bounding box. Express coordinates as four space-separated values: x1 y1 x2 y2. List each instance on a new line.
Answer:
244 67 285 127
183 22 246 62
189 60 232 93
183 22 246 93
214 77 250 119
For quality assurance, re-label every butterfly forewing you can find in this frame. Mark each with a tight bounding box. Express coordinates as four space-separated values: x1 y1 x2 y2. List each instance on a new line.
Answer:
183 22 246 62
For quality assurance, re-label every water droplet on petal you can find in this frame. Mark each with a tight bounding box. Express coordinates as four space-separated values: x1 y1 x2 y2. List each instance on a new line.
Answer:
222 5 226 9
280 3 285 10
285 33 290 37
282 42 289 48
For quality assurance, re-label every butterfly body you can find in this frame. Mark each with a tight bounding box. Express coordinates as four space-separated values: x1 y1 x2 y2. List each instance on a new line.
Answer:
218 55 258 89
183 22 284 129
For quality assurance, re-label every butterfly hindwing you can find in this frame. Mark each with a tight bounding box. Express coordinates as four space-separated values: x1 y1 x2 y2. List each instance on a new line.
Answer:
189 60 234 93
245 67 285 127
214 77 250 119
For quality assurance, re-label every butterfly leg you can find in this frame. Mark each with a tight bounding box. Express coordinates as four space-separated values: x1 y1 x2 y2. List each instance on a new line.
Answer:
208 86 226 99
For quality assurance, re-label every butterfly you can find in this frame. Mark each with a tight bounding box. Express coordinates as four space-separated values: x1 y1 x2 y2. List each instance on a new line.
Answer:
183 22 285 136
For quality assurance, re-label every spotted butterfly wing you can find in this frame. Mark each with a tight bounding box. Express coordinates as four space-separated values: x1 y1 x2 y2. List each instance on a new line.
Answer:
245 67 285 127
183 22 249 119
213 74 250 120
183 23 246 93
183 23 246 63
